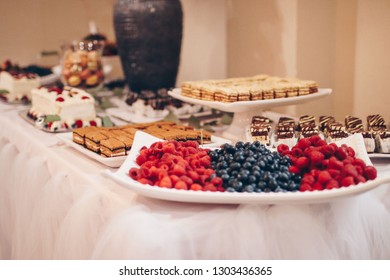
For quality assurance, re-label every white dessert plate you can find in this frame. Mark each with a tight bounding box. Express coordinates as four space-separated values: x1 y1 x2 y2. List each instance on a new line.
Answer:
40 73 60 86
19 109 104 133
105 107 169 124
56 132 126 168
369 153 390 159
57 131 231 168
168 88 332 113
105 131 390 205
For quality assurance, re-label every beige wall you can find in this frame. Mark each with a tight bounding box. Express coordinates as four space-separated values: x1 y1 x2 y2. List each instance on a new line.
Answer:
1 0 389 121
354 0 390 121
0 0 227 86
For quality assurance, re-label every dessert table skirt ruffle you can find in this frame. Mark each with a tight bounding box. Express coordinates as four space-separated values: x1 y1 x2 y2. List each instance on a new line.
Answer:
1 109 390 259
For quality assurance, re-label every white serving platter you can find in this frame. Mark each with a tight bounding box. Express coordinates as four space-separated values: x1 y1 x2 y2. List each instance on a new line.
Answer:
168 88 332 113
105 131 390 205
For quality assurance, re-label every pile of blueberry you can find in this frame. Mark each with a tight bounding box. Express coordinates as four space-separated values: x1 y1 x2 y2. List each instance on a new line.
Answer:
209 141 301 193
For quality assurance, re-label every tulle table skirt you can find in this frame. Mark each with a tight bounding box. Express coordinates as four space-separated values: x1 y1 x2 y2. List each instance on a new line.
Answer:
1 108 390 259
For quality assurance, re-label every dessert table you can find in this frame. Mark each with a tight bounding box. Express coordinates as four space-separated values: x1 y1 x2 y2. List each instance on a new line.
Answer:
1 102 390 260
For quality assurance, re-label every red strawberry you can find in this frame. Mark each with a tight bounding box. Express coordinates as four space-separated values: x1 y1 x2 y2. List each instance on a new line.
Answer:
89 120 97 126
296 156 310 170
317 170 332 184
364 166 377 180
341 176 355 187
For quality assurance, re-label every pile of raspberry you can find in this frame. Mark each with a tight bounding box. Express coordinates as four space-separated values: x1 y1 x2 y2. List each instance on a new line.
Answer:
277 135 377 191
129 140 224 192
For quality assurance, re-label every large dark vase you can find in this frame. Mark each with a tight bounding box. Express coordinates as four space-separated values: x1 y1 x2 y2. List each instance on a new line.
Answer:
113 0 183 93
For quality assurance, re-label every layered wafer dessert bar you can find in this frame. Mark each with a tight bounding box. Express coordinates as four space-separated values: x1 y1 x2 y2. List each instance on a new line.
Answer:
72 121 214 157
181 75 319 102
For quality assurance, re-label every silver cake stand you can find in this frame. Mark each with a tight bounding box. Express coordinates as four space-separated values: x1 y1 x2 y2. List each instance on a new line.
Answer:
169 88 332 141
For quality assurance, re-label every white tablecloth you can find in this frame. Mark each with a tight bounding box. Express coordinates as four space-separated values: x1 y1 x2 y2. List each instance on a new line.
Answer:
1 104 390 259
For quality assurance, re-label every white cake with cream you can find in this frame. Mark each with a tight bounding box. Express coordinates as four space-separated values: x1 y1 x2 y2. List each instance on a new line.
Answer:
0 71 40 103
27 86 101 131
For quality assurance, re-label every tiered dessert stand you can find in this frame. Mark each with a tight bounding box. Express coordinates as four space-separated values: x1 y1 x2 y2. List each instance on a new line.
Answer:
169 88 332 141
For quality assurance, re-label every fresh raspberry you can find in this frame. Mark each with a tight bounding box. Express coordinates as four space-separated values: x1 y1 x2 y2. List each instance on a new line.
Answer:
199 156 211 167
353 158 366 168
301 174 315 185
342 163 358 178
342 156 354 165
187 170 200 181
211 177 223 188
203 183 217 192
328 169 341 178
277 144 290 154
169 175 180 185
129 168 140 180
355 165 363 175
296 157 310 170
138 178 153 185
190 184 203 191
335 147 348 160
89 120 97 126
364 166 377 180
184 141 199 149
321 159 329 169
171 164 186 176
314 139 327 147
56 97 64 102
317 170 332 184
308 150 324 167
325 179 339 190
162 143 176 154
300 183 313 192
309 135 322 145
180 175 194 187
174 180 188 190
291 147 303 157
81 96 90 100
347 147 356 157
297 138 312 150
328 156 344 170
289 165 301 174
159 176 173 188
312 182 324 191
320 145 336 158
355 175 367 184
341 176 355 187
